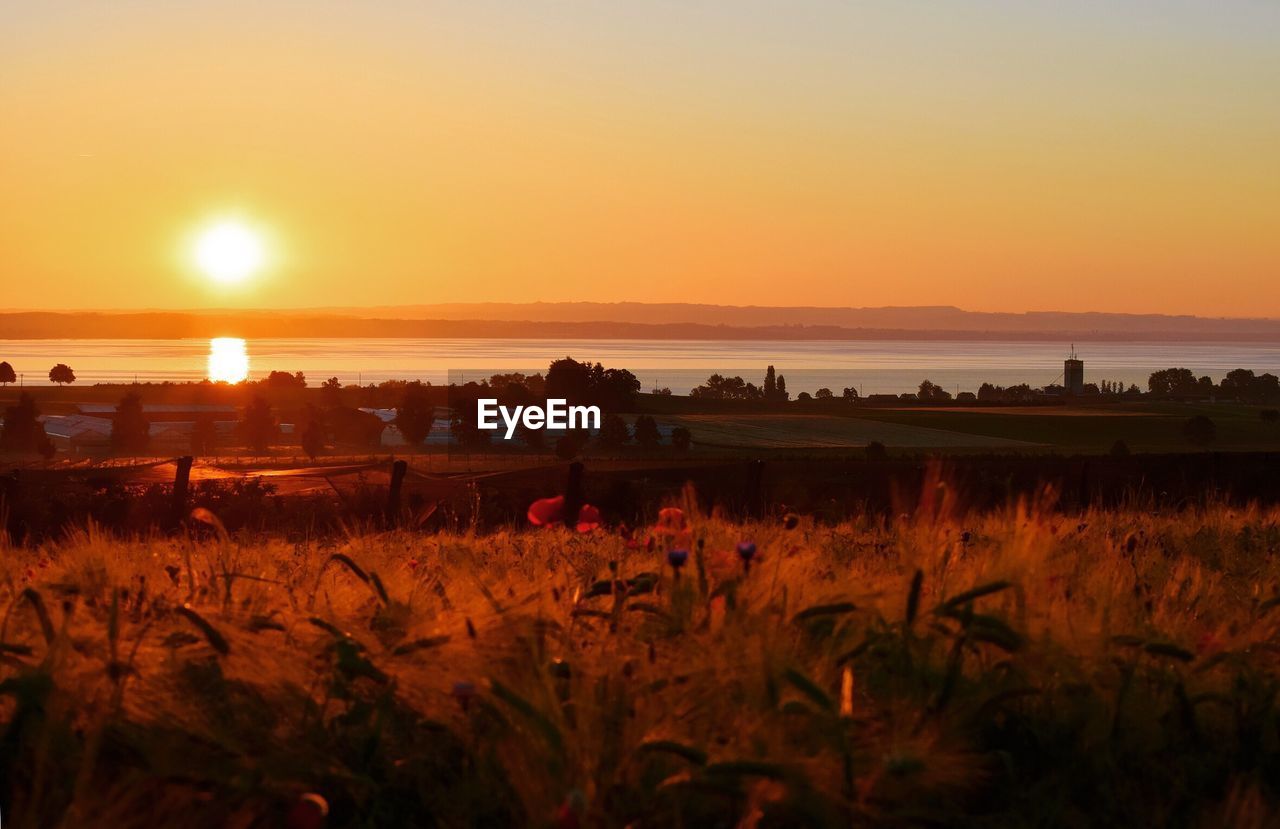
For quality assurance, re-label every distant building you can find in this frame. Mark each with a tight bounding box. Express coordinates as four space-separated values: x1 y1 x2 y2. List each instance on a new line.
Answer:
1064 346 1084 396
40 414 111 454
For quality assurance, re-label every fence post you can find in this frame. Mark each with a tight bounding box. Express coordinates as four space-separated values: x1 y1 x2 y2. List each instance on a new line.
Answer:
386 459 408 527
171 455 193 529
563 461 584 528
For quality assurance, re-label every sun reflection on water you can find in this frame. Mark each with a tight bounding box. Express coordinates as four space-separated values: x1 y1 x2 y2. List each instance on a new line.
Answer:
208 337 249 383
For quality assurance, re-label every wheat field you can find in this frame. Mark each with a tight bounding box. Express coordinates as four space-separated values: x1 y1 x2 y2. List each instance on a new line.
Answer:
3 482 1280 827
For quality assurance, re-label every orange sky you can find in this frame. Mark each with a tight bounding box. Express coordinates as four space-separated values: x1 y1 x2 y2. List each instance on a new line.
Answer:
1 2 1278 316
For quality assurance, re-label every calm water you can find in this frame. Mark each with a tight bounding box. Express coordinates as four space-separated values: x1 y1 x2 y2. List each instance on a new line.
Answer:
2 338 1278 396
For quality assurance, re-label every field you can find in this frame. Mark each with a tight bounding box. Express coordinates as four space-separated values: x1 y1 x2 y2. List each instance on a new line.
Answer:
846 402 1280 453
651 414 1037 450
4 483 1280 827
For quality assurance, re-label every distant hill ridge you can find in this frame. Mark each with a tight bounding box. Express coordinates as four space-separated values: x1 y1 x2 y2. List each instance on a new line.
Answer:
1 304 1277 341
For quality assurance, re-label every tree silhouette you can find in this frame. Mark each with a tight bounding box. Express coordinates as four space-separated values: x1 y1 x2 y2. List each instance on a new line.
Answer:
917 380 952 402
815 387 834 400
689 374 763 400
764 365 777 399
395 383 434 446
238 396 278 453
321 376 343 405
0 361 15 386
48 363 76 386
865 440 888 461
670 426 692 452
633 415 661 449
599 413 630 448
1148 368 1198 397
1 393 43 453
265 370 306 388
191 414 218 455
110 392 150 454
545 357 639 411
300 405 326 460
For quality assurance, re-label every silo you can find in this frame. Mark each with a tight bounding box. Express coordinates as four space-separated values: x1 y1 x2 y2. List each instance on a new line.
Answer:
1064 346 1084 396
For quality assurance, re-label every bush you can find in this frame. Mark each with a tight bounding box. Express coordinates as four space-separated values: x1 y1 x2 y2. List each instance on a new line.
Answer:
865 440 888 461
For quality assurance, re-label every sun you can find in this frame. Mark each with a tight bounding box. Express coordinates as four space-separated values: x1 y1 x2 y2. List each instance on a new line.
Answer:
193 220 265 284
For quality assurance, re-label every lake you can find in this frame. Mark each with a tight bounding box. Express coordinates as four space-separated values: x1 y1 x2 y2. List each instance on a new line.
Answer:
2 338 1278 396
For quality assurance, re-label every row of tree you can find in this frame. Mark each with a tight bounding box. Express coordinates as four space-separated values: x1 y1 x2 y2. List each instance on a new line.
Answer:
0 362 75 386
1148 368 1280 402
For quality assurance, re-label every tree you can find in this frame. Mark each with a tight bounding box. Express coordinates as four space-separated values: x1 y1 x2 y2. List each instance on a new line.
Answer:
1262 409 1280 423
764 365 778 400
1 394 43 453
546 357 639 410
321 376 343 405
110 392 150 454
546 357 594 403
1109 439 1131 458
670 426 692 452
796 392 812 402
776 375 788 401
598 413 630 448
842 387 859 402
1183 415 1216 447
395 383 434 447
191 415 218 455
265 370 306 389
633 415 661 449
0 361 15 386
865 441 888 461
689 374 763 401
238 396 278 452
1148 368 1198 397
48 363 75 386
917 380 952 402
300 405 326 460
815 387 834 400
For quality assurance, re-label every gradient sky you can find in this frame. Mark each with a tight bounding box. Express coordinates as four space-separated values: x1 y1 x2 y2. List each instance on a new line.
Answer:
2 1 1277 315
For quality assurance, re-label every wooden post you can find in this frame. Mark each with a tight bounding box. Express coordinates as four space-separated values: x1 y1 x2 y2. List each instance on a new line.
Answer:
563 461 584 528
386 459 408 526
171 456 193 529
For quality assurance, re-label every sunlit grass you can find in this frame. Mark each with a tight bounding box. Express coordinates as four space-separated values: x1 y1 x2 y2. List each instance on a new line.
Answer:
3 492 1280 825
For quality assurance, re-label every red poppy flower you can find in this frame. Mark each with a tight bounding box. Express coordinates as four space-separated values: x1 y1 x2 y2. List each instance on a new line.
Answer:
576 504 602 533
528 496 601 533
528 496 566 526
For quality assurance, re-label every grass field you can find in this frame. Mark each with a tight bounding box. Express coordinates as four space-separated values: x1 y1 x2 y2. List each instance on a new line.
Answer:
4 486 1280 826
847 402 1280 453
653 414 1038 450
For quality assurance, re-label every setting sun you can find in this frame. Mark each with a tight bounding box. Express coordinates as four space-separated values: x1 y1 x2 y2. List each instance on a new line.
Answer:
193 221 265 285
